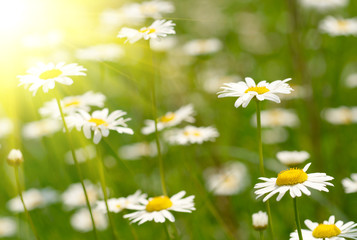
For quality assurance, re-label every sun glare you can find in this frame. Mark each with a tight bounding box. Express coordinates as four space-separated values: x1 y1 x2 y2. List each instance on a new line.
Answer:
0 0 28 34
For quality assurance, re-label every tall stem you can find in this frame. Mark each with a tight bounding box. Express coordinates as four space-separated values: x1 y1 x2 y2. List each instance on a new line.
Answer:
259 231 264 240
54 95 98 240
149 46 167 196
255 100 274 239
293 198 303 240
14 167 40 240
96 145 118 240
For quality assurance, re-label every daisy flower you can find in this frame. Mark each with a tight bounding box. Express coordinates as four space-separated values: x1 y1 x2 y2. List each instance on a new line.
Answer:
117 19 175 44
345 73 357 88
342 174 357 193
62 181 101 210
139 0 175 18
217 77 293 108
319 17 357 36
124 191 195 224
141 104 195 135
290 216 357 240
0 118 13 139
299 0 348 11
183 38 222 56
76 44 124 62
22 119 62 139
276 151 310 167
96 190 147 213
71 208 108 232
150 36 177 51
18 62 86 96
251 108 300 128
0 217 16 238
118 141 158 160
322 106 357 125
164 125 219 145
252 211 268 231
66 108 134 144
262 127 289 144
39 91 106 119
65 145 96 165
254 163 333 202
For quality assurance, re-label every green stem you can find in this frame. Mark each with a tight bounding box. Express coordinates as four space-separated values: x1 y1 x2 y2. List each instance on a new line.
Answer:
256 100 275 239
293 198 303 240
14 167 40 240
54 95 98 240
259 231 264 240
96 145 118 240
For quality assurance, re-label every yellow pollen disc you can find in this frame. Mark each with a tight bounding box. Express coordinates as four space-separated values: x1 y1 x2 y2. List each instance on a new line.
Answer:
88 118 108 126
312 224 341 238
159 113 175 123
139 28 156 34
244 86 270 94
337 20 348 30
39 69 63 80
276 168 308 186
145 196 173 212
64 100 80 108
184 130 201 137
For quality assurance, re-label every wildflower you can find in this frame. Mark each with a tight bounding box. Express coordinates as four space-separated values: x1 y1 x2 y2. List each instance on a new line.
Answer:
290 216 357 240
342 174 357 193
299 0 348 10
164 125 219 145
183 38 222 56
252 211 268 231
7 188 58 212
39 91 106 119
76 44 124 62
18 62 86 96
22 119 62 139
203 162 248 196
96 190 147 213
217 77 293 108
150 36 177 51
252 109 299 128
117 19 175 44
320 16 357 36
124 191 195 224
65 145 96 165
0 118 13 139
62 181 101 209
345 73 357 88
322 106 357 125
262 127 289 144
139 0 175 18
71 208 108 232
0 217 16 237
141 104 195 135
254 163 333 202
7 149 23 167
66 108 133 144
276 151 310 167
118 142 158 160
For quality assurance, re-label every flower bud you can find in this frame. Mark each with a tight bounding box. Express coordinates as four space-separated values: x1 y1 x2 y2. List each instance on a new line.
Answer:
252 211 268 231
7 149 24 166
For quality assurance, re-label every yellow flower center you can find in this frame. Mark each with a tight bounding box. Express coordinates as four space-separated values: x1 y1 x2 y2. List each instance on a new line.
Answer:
245 86 270 94
159 113 175 123
312 224 341 238
276 168 308 186
64 100 81 108
39 69 63 80
184 130 201 137
139 28 156 34
88 118 108 126
145 196 173 212
337 20 348 30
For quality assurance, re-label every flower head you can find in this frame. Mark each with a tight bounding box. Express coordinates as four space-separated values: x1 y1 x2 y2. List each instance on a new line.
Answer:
252 109 299 128
71 208 108 232
76 44 124 62
217 77 293 108
118 142 158 160
276 151 310 167
0 217 16 237
322 106 357 125
254 163 333 202
124 191 195 224
22 119 62 139
299 0 348 10
320 17 357 36
117 19 175 44
164 125 219 145
7 149 23 166
62 181 100 209
66 108 133 144
96 190 147 213
18 62 86 96
252 211 268 231
183 38 222 56
290 216 357 240
342 174 357 193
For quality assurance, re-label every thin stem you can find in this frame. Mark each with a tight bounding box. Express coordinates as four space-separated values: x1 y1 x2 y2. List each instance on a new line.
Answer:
96 145 118 240
293 198 303 240
256 100 275 239
14 167 40 240
259 231 264 240
149 45 167 196
54 95 98 240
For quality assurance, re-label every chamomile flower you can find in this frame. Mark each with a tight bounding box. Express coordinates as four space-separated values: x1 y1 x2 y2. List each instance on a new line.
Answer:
76 44 124 62
183 38 222 56
150 36 177 51
203 161 248 196
18 62 86 96
345 73 357 88
276 151 310 167
217 77 293 108
65 145 96 165
262 127 289 144
117 19 175 44
141 104 195 135
164 125 219 145
342 174 357 193
66 108 133 144
96 190 147 213
22 119 62 139
322 106 357 125
39 91 106 119
118 142 158 160
320 17 357 36
299 0 348 11
124 191 195 224
71 208 108 232
139 0 175 18
0 217 16 237
290 216 357 240
254 163 333 202
251 109 300 128
0 118 13 139
62 181 101 210
252 211 268 231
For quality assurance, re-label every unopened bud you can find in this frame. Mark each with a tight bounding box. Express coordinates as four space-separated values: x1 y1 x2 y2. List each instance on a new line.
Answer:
7 149 24 166
252 211 268 231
